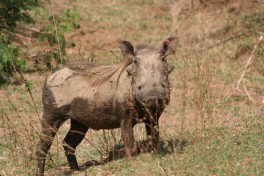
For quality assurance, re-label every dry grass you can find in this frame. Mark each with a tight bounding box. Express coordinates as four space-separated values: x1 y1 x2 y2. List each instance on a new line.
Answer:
0 0 264 175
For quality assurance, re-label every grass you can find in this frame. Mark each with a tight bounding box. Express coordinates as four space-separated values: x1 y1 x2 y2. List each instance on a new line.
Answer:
0 0 264 175
61 117 263 176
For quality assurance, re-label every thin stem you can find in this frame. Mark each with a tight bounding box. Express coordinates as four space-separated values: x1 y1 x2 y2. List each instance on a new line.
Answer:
236 35 263 90
50 0 63 66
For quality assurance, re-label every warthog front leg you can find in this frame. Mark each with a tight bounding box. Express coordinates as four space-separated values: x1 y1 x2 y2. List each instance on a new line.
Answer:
120 119 138 157
145 119 159 151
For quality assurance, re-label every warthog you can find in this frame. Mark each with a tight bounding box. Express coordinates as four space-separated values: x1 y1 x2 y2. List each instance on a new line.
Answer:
36 37 178 175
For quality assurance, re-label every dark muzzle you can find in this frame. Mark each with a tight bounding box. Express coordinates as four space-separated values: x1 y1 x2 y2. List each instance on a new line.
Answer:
142 95 169 110
135 83 170 110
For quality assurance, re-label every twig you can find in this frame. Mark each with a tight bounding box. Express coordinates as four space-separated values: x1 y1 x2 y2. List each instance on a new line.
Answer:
110 50 122 64
50 0 63 66
1 170 7 176
236 36 263 90
207 32 246 50
158 159 169 176
83 136 104 159
243 83 254 103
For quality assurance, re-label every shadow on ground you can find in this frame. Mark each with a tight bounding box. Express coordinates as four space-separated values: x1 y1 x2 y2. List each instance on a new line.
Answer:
62 138 188 175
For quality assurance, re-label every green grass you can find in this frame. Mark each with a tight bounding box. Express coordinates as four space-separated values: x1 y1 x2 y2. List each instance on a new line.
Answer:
180 124 263 175
68 117 264 176
0 0 264 175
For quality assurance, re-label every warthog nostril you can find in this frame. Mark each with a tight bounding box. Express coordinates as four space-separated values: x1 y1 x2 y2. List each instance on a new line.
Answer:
164 97 169 104
137 82 146 90
153 82 166 88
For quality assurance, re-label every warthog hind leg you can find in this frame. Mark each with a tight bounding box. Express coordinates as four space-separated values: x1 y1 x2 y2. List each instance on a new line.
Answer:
63 119 89 171
36 111 67 176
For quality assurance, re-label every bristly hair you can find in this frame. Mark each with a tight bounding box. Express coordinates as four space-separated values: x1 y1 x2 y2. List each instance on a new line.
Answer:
68 58 133 87
67 44 157 87
135 45 157 55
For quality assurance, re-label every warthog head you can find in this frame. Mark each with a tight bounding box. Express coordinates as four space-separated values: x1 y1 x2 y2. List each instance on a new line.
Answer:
119 37 178 112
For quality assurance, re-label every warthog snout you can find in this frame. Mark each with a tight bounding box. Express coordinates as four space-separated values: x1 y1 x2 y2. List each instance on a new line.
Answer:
142 95 169 109
137 85 170 109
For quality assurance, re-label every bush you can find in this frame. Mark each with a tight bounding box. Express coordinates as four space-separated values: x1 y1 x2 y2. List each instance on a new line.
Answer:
0 34 27 84
0 0 82 84
0 0 40 85
0 0 40 30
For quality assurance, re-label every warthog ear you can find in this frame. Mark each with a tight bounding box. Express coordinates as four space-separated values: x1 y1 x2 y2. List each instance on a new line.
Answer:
160 37 179 56
119 40 135 60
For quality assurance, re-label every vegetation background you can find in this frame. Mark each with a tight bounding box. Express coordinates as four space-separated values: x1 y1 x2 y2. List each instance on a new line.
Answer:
0 0 263 175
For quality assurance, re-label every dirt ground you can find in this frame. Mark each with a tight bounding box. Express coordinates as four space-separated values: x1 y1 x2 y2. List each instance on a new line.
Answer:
0 0 263 175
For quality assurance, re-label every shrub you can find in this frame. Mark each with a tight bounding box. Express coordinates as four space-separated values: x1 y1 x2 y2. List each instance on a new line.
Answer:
0 0 40 30
0 34 27 84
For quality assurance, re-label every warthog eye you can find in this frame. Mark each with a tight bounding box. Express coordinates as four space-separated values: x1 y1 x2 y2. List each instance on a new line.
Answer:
163 61 174 74
161 56 167 62
127 59 138 76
